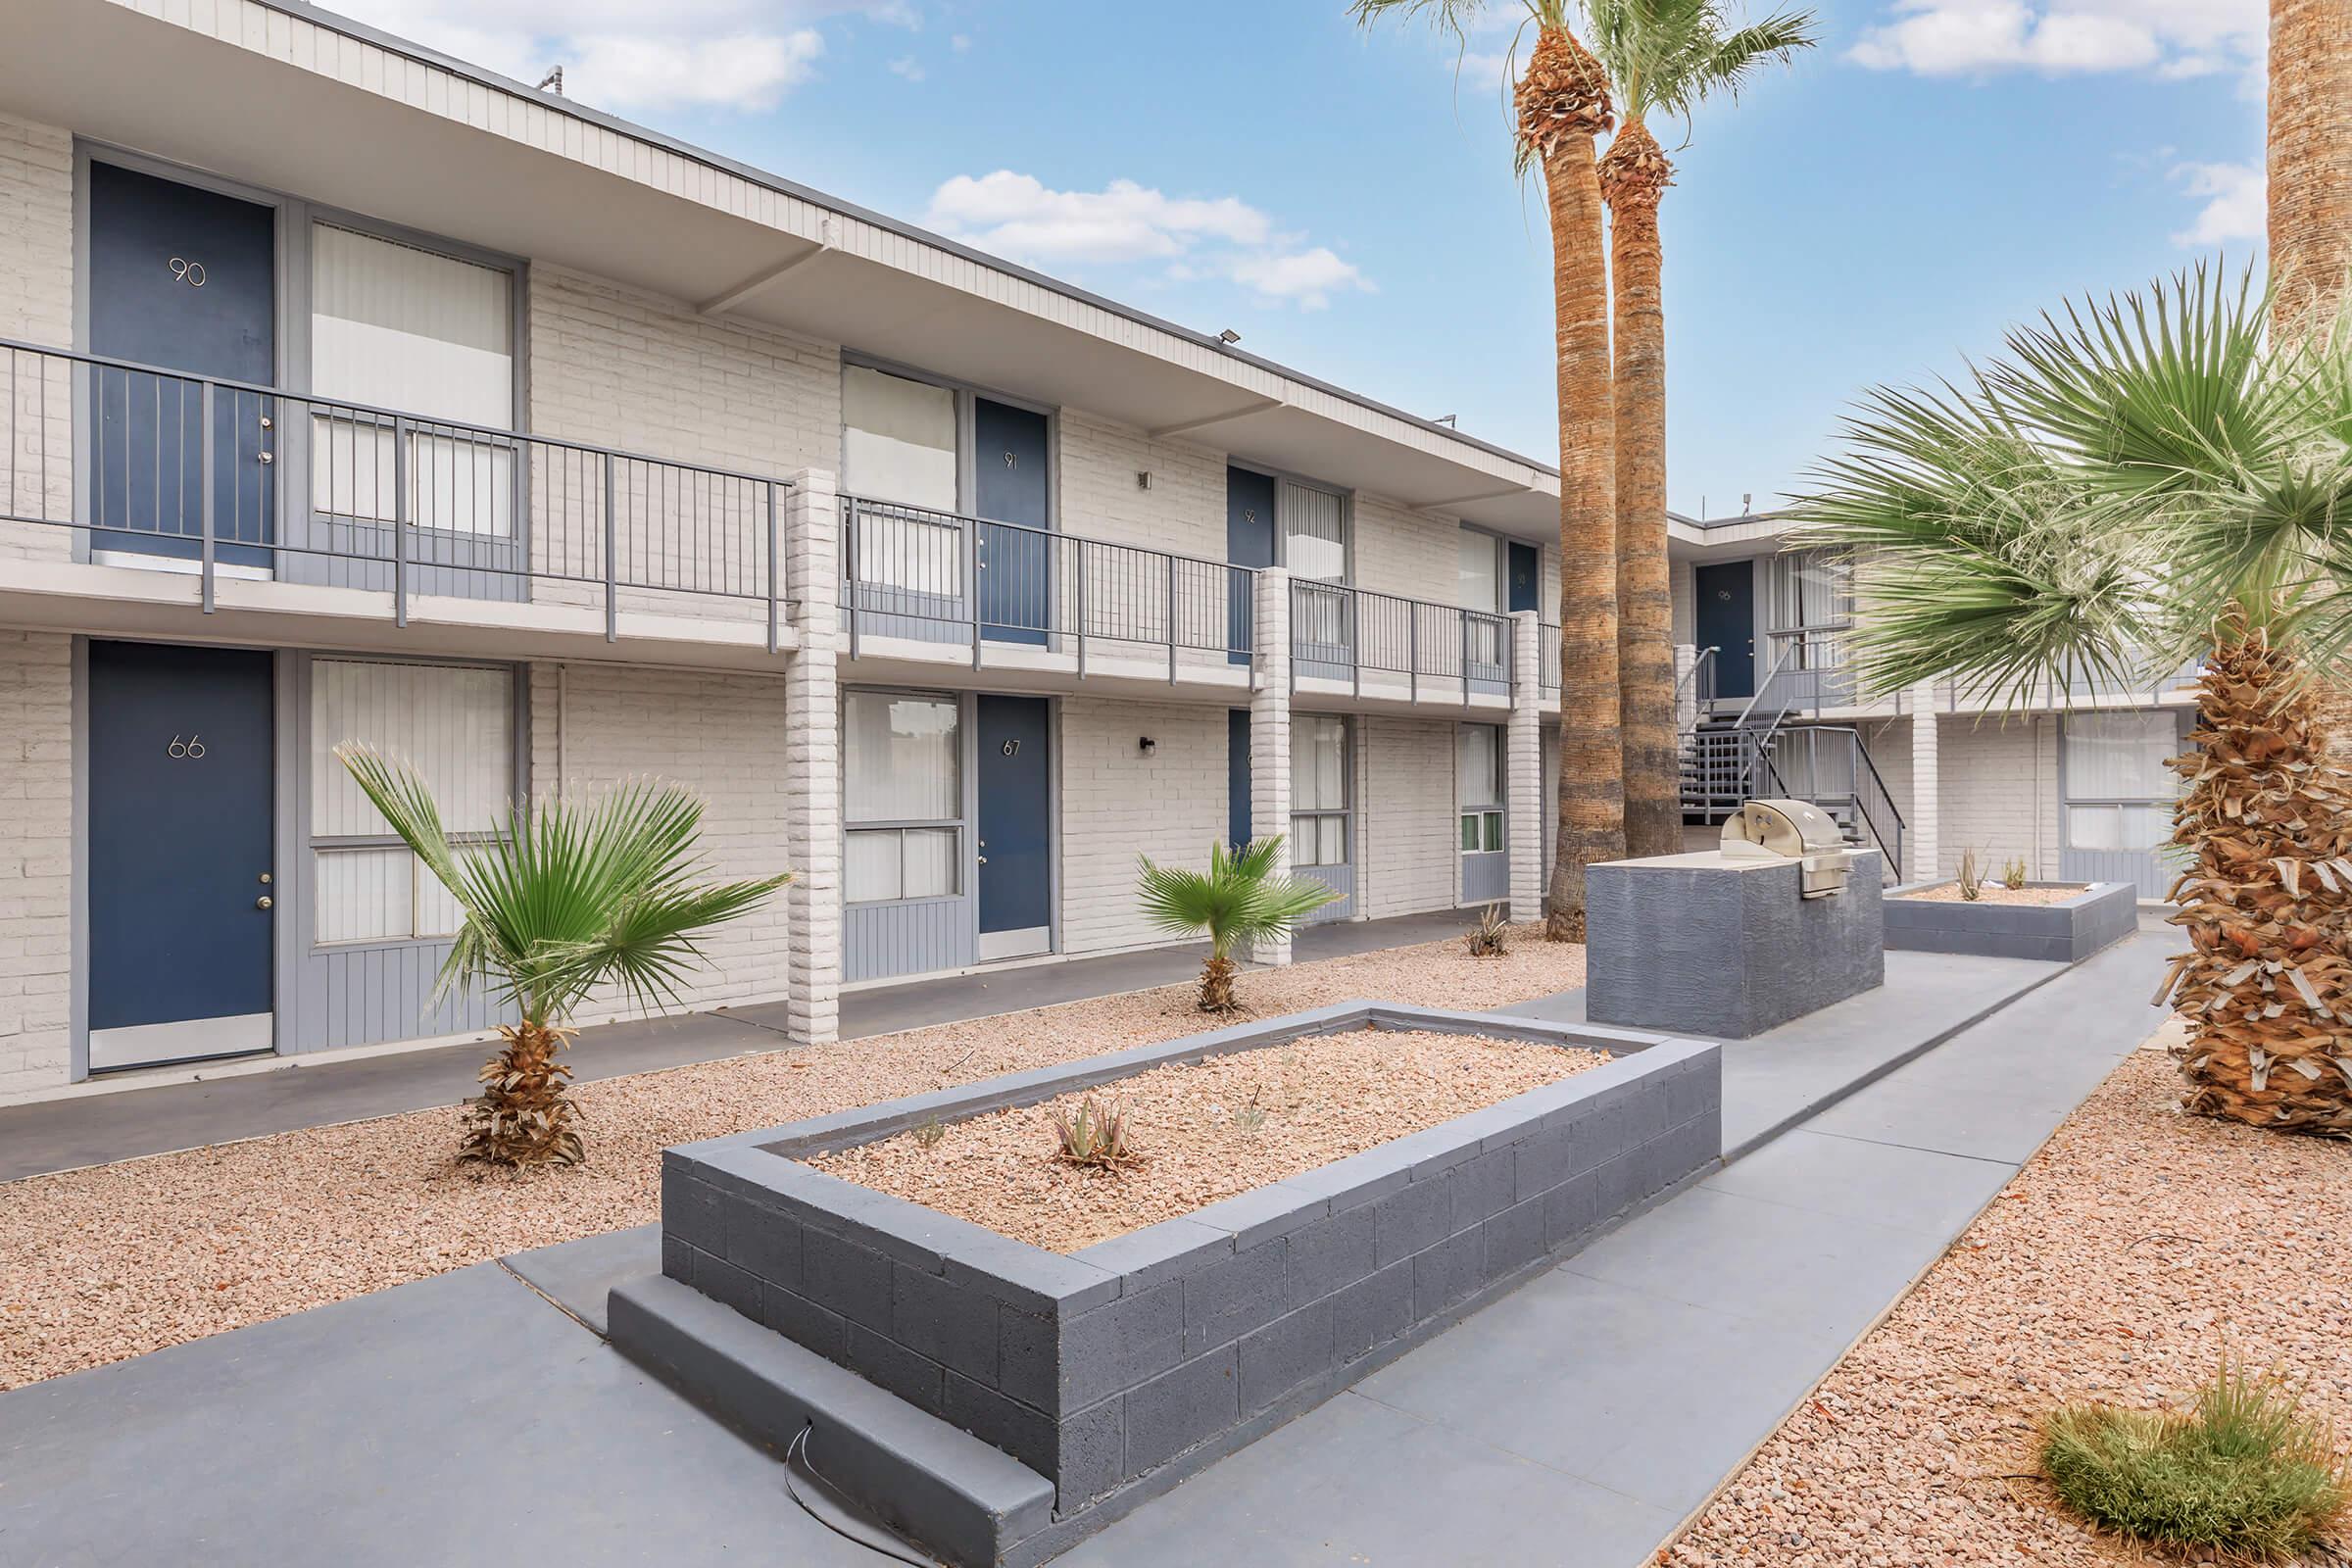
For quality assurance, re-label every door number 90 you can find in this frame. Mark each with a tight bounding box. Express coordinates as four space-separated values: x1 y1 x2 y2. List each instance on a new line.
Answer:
168 734 207 759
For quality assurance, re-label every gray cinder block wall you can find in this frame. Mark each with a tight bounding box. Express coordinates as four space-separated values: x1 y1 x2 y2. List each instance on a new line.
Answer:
633 1008 1720 1567
1586 851 1886 1039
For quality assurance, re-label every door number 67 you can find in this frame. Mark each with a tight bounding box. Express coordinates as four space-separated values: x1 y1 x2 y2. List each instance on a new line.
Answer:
168 734 207 759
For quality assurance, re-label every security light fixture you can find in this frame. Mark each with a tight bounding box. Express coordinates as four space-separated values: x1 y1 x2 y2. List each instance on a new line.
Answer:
1138 736 1157 757
1136 470 1153 491
1217 328 1242 345
536 66 565 95
1434 414 1457 427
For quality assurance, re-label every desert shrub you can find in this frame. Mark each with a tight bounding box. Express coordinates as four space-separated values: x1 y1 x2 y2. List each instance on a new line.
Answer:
1050 1097 1139 1170
2040 1362 2348 1560
1956 846 1987 902
1465 905 1511 957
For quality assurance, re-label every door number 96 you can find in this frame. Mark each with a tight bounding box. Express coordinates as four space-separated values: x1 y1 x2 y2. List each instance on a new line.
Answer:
168 734 207 759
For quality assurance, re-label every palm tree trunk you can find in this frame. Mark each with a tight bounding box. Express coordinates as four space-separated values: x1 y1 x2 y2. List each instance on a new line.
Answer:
1601 118 1680 861
462 1019 585 1166
2268 0 2352 349
1198 953 1240 1013
2163 618 2352 1136
1520 25 1624 939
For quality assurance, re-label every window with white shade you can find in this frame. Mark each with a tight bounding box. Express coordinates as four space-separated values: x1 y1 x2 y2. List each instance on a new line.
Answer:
2064 710 2181 853
1457 724 1504 854
844 691 962 903
1281 481 1347 582
311 660 514 945
1291 714 1349 867
1457 528 1500 612
842 366 962 597
1766 549 1853 671
309 223 514 538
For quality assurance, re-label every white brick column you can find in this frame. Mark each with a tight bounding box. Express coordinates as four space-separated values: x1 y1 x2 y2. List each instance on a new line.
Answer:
1248 567 1294 966
1908 680 1939 883
784 469 843 1044
1507 611 1545 922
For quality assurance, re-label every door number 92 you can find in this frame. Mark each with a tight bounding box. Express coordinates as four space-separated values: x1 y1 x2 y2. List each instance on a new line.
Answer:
168 734 207 760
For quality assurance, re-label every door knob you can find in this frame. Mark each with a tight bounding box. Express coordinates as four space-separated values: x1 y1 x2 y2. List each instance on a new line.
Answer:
977 855 989 865
259 872 272 885
256 895 273 909
257 451 273 466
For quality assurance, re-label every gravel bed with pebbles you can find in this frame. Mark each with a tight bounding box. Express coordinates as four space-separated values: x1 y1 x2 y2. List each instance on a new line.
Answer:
1664 1038 2352 1567
1899 883 2090 906
808 1027 1603 1252
0 927 1584 1391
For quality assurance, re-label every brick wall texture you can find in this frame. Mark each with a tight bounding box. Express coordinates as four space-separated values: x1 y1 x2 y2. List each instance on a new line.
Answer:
0 633 74 1100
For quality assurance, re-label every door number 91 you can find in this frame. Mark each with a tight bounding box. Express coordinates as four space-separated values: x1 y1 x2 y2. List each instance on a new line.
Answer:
168 734 207 759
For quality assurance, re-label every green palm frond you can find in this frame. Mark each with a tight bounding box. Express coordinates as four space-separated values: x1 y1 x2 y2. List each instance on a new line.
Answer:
1792 259 2352 705
1136 837 1341 959
1581 0 1816 124
334 746 790 1027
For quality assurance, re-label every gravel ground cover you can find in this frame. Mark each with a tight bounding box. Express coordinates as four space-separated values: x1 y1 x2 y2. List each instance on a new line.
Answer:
809 1027 1602 1252
1900 883 2090 906
1665 1034 2352 1567
0 927 1584 1391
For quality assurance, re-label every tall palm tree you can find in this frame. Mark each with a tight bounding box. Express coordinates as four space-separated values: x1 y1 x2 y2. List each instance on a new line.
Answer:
2268 0 2352 350
338 747 790 1165
1586 0 1816 858
1796 265 2352 1137
1137 837 1340 1012
1350 0 1623 938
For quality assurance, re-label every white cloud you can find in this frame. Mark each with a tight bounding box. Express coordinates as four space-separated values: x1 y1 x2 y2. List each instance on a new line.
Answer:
929 172 1275 264
2172 160 2265 245
951 32 973 52
1229 248 1374 310
925 171 1371 311
1846 0 2261 78
327 0 913 112
889 55 926 81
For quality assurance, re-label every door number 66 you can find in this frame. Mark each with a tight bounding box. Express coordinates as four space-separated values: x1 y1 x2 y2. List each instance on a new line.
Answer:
168 734 207 759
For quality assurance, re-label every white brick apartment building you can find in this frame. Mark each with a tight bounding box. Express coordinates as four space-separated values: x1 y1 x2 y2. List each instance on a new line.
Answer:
0 0 1590 1105
0 0 2178 1109
1671 511 2195 904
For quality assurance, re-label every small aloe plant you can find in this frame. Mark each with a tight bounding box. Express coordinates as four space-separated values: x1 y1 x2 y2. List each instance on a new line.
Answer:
1956 845 1988 902
1465 904 1511 958
1050 1097 1138 1170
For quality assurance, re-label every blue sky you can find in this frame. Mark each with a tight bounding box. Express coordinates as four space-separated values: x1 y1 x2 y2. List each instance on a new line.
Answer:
343 0 2269 515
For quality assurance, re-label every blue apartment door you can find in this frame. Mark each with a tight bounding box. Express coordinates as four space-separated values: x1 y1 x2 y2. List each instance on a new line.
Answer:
87 641 275 1070
1507 541 1540 613
1227 466 1277 664
1694 562 1755 700
976 696 1052 958
88 162 276 568
974 400 1051 644
1229 710 1251 847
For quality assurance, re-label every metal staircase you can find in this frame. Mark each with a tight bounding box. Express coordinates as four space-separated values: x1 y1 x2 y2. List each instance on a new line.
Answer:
1677 646 1905 883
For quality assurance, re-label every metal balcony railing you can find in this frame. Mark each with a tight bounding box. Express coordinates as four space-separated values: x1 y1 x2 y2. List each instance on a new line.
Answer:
0 338 793 647
840 495 1253 677
1290 579 1510 700
1539 622 1561 694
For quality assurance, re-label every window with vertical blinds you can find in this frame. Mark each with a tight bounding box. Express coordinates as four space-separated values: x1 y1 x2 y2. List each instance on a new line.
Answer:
1280 481 1347 581
1291 714 1348 867
1457 724 1503 853
1766 549 1853 671
844 692 962 903
311 660 514 944
310 223 514 537
1457 528 1499 612
2064 710 2180 852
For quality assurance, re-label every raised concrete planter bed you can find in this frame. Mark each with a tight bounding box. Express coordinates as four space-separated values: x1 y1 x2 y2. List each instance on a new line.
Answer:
1884 879 2137 962
611 1000 1720 1568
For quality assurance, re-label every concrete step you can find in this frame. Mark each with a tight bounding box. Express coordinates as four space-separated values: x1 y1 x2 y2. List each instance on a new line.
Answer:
608 1272 1055 1568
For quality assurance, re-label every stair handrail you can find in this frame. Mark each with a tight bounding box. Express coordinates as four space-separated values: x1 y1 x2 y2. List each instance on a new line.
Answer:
1673 645 1719 709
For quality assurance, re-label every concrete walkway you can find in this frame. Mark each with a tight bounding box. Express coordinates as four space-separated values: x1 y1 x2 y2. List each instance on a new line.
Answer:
0 909 1473 1183
1058 926 2172 1564
0 925 2172 1567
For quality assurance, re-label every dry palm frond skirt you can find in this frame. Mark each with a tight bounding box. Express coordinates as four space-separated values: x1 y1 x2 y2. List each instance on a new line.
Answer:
2160 624 2352 1136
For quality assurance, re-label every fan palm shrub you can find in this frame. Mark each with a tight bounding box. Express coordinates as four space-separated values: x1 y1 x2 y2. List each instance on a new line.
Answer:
1136 836 1340 1013
337 746 790 1166
1585 0 1815 857
1796 264 2352 1136
1350 0 1625 935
